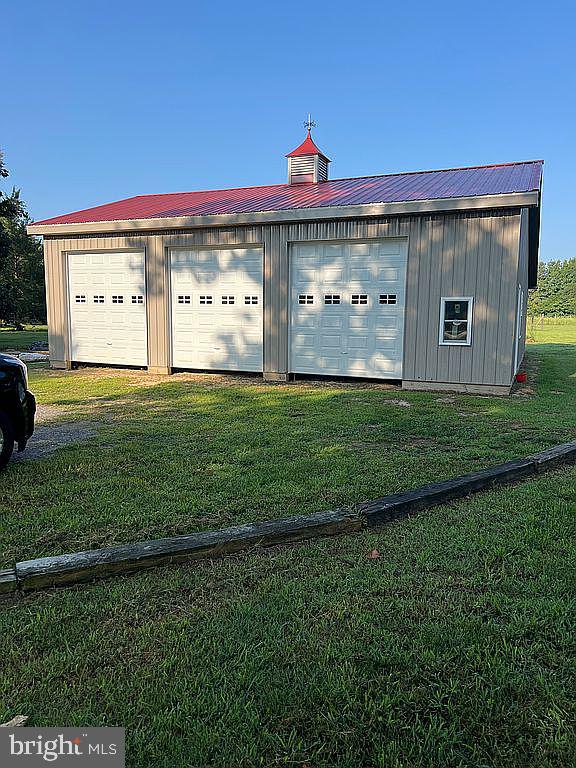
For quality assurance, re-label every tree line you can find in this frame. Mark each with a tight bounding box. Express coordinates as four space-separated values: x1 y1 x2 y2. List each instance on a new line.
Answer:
528 259 576 317
0 150 46 328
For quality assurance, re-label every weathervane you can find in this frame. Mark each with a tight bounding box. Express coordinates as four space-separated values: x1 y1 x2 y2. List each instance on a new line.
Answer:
304 113 316 132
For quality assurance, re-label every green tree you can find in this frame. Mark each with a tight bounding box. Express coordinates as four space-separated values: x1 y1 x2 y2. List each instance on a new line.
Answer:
528 258 576 317
0 151 46 327
0 150 9 178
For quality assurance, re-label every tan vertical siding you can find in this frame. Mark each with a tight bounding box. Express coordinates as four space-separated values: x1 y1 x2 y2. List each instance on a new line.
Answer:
402 216 422 380
261 226 275 372
495 215 520 382
437 216 455 381
515 208 530 366
43 239 68 364
401 210 521 387
482 216 501 383
43 208 522 387
146 234 166 369
276 226 290 374
458 216 479 384
448 214 467 382
412 217 432 380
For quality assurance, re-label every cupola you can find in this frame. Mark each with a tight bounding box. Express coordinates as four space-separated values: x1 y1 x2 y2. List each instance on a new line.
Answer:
286 117 330 184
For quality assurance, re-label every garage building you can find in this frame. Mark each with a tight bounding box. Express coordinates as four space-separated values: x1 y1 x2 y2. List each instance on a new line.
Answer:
28 131 543 395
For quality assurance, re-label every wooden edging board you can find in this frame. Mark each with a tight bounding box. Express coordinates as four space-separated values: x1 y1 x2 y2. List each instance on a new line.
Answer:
2 440 575 594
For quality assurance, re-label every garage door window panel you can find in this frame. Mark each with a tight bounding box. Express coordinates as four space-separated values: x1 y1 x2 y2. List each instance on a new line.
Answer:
170 248 263 372
290 238 408 379
68 251 147 367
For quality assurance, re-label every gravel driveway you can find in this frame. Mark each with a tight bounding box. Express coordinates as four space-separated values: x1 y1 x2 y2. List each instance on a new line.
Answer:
12 404 98 462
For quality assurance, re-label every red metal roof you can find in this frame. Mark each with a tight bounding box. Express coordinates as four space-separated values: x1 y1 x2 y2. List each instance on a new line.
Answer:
34 160 542 226
286 131 330 161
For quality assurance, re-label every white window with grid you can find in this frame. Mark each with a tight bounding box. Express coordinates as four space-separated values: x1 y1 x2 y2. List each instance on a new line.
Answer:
439 297 473 346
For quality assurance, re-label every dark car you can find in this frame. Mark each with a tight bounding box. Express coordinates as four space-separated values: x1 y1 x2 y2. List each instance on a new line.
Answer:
0 353 36 469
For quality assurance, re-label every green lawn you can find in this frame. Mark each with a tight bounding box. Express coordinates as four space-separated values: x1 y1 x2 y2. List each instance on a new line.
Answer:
1 341 576 563
0 324 48 351
0 468 574 767
527 316 576 344
0 331 575 766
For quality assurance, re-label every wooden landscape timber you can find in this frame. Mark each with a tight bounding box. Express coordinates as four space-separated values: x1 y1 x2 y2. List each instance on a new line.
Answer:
359 457 537 525
2 440 576 594
14 509 362 590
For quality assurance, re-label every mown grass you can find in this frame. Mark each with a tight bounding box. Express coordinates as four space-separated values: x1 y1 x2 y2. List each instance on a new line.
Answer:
0 324 48 351
526 316 576 344
1 467 574 767
0 334 574 766
1 341 575 562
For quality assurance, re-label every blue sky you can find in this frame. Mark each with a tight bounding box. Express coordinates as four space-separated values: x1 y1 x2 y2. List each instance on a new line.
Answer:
3 1 575 261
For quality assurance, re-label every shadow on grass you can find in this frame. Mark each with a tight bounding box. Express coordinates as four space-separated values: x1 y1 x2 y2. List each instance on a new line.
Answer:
1 344 574 561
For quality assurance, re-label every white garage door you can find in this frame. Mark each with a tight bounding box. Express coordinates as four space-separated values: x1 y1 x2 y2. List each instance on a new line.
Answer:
170 247 263 371
290 238 408 378
68 251 148 366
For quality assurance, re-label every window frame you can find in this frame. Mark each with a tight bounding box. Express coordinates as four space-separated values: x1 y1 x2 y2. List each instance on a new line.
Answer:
438 296 474 346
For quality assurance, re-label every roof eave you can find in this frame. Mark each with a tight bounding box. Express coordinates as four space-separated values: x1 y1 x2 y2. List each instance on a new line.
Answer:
286 150 331 162
27 191 540 237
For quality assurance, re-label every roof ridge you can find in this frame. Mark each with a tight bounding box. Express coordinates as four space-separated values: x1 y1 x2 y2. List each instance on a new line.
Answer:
129 160 543 200
329 159 544 184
